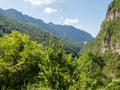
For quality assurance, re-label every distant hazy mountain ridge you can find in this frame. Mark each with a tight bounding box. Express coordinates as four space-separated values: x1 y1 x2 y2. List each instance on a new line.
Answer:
0 8 93 42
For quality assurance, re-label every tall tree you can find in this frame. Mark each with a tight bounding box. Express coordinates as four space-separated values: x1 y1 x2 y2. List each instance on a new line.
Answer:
0 31 46 90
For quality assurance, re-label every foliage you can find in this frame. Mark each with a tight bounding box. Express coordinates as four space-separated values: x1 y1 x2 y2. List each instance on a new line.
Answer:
72 51 107 90
0 31 47 89
108 0 120 11
0 31 79 90
105 78 120 90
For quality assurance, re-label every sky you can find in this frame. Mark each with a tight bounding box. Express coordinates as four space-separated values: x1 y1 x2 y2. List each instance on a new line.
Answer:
0 0 112 37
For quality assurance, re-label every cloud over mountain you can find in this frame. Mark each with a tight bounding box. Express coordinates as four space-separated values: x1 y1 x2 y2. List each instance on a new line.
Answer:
24 0 58 6
44 7 58 14
64 18 79 25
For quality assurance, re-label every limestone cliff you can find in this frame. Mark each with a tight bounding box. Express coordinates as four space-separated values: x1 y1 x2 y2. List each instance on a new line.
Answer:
93 0 120 54
106 0 120 20
106 8 120 21
91 0 120 78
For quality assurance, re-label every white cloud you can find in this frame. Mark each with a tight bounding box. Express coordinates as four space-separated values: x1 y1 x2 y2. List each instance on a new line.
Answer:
74 25 83 29
44 7 58 14
64 18 79 25
64 18 82 29
24 0 57 6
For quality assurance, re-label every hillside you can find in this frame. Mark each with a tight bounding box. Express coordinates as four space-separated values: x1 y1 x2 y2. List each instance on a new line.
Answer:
93 0 120 54
78 0 120 89
0 8 93 42
0 13 54 44
0 13 84 57
92 0 120 80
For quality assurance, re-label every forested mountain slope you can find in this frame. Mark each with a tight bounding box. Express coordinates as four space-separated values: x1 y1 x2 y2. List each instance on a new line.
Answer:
92 0 120 81
0 14 84 57
93 0 120 54
79 0 120 89
0 8 93 42
0 13 55 45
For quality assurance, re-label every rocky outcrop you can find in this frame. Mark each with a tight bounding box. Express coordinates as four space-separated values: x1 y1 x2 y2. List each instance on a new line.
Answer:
101 6 120 54
106 9 120 21
101 29 111 54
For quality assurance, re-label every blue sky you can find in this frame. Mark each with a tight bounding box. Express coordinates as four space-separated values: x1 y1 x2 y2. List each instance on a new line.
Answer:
0 0 112 37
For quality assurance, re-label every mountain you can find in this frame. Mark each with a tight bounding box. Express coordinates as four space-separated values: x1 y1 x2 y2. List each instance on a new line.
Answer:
88 0 120 79
0 13 55 45
93 0 120 54
0 8 93 42
0 13 84 57
77 1 120 89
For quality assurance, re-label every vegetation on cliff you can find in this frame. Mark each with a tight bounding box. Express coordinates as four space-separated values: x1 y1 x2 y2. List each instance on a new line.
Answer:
108 0 120 11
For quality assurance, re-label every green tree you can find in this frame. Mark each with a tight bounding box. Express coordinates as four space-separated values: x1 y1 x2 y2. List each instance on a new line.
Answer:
39 46 77 90
72 52 107 90
0 31 46 90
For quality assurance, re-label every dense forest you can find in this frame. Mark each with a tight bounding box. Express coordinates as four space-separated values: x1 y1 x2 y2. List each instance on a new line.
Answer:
0 0 120 90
